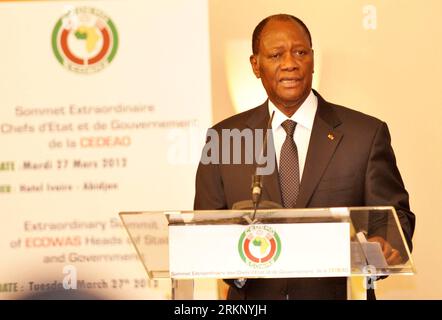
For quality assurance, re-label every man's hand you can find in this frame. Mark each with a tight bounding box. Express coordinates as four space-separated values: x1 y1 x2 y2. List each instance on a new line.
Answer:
368 236 402 265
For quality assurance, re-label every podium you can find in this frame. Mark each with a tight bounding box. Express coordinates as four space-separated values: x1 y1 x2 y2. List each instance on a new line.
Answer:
119 206 415 300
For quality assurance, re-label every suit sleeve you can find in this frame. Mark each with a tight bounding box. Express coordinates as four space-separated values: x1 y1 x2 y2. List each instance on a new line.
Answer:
364 121 415 251
194 130 227 210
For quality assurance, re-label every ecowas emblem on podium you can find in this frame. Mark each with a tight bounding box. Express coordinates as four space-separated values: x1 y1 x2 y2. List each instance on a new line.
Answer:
238 225 281 268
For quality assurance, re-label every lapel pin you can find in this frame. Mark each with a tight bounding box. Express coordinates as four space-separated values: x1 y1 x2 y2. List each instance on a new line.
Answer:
327 133 335 140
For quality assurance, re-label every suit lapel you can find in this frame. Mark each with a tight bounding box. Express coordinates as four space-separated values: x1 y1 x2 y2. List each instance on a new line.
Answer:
296 92 343 208
245 101 283 205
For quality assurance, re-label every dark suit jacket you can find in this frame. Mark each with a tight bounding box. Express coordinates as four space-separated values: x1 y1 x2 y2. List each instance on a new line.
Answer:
194 90 415 300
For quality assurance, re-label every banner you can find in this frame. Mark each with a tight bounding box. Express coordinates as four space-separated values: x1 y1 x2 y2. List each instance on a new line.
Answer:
0 0 212 299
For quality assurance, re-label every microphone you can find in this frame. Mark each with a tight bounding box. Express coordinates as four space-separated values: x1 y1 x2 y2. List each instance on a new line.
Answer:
251 174 263 208
232 110 281 218
251 111 275 210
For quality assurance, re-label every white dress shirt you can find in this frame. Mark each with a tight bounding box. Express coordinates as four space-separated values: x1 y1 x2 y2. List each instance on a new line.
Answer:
268 90 318 180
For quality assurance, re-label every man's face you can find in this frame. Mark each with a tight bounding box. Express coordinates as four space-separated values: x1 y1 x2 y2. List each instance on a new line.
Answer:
250 19 314 112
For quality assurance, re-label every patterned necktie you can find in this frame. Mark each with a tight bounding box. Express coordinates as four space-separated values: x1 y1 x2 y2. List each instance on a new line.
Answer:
279 120 300 208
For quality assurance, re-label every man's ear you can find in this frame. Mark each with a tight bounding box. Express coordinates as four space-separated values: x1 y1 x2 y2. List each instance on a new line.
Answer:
250 54 260 78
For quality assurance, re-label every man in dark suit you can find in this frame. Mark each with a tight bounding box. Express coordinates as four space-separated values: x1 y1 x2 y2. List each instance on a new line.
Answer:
194 14 415 299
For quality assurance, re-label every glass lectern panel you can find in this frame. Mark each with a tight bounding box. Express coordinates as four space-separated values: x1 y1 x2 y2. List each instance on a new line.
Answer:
119 206 415 279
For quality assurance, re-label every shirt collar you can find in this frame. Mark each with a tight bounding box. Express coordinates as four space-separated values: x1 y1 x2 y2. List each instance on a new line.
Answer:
268 90 318 130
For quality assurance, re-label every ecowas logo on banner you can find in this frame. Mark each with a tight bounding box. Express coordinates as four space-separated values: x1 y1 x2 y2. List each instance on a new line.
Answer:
238 225 281 268
52 7 118 73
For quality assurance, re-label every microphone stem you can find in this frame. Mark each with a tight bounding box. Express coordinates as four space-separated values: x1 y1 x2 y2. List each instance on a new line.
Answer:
251 200 258 222
250 111 275 223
